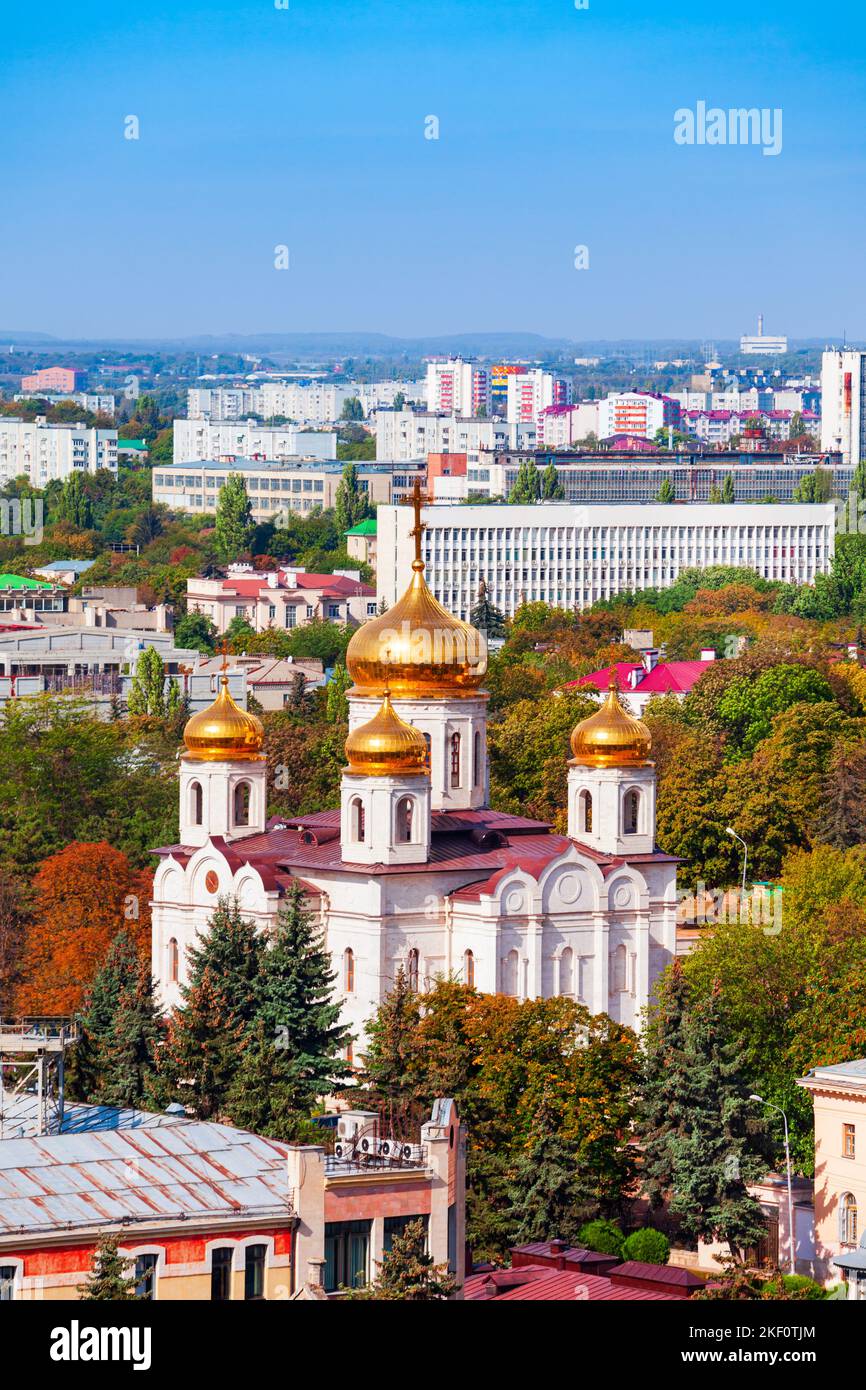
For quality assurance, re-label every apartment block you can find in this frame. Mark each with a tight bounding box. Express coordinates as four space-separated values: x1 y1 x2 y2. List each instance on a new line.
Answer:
374 408 534 463
20 366 82 393
173 418 338 466
0 417 118 486
822 349 866 467
152 458 424 522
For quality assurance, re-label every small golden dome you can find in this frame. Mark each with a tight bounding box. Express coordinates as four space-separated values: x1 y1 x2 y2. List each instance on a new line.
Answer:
570 677 652 767
183 676 265 761
346 483 487 699
345 691 429 777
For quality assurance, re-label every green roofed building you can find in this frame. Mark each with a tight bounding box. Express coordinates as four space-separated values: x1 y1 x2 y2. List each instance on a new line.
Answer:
345 517 377 566
0 574 52 590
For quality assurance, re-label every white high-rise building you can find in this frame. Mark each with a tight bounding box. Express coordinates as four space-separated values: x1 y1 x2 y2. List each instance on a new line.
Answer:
173 418 338 465
505 369 571 426
821 350 866 467
374 409 535 462
187 382 353 425
426 359 490 416
377 501 836 619
0 417 118 487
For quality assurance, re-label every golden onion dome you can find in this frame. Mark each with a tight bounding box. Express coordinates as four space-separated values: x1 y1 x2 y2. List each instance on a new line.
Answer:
346 484 487 699
345 690 429 776
570 677 652 767
183 675 265 761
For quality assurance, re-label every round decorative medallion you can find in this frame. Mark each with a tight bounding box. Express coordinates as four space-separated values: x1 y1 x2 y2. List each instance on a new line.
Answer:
557 874 582 905
205 870 219 894
614 883 632 908
506 890 524 915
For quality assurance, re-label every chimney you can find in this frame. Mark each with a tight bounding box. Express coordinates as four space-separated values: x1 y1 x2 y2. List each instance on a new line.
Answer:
266 571 280 589
549 1238 568 1270
642 648 659 673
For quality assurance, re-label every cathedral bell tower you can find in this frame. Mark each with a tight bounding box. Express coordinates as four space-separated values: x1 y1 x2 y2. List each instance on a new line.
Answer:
340 689 431 866
567 677 656 856
344 480 489 812
179 669 268 847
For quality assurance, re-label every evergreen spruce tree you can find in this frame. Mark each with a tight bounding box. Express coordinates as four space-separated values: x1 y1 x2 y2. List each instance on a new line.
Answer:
720 473 735 503
640 973 768 1261
507 1091 594 1245
344 1218 458 1300
508 459 541 503
354 966 422 1130
254 882 352 1111
71 930 159 1107
150 898 264 1118
540 461 565 500
214 472 254 561
469 579 506 640
334 462 371 532
813 743 866 849
640 960 691 1209
79 1234 140 1300
224 1020 324 1140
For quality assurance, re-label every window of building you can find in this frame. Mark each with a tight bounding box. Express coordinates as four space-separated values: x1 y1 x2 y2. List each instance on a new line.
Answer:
844 1123 856 1159
611 943 628 994
502 948 519 998
210 1247 233 1301
0 1267 16 1301
233 781 251 827
578 789 592 834
841 1193 859 1246
463 949 475 988
383 1214 429 1253
134 1253 158 1300
396 796 414 842
351 797 365 841
407 948 419 991
450 732 461 787
560 946 574 997
244 1244 267 1301
344 948 355 994
473 731 482 787
167 938 179 985
324 1220 371 1292
190 780 203 826
623 789 640 834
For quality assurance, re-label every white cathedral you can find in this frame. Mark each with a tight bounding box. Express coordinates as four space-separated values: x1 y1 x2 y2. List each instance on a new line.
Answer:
151 493 678 1044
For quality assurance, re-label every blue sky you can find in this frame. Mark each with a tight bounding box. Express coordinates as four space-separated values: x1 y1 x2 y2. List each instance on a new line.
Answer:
2 0 864 340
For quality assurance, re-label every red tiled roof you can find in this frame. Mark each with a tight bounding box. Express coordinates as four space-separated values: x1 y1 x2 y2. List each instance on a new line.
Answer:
567 660 712 697
464 1266 677 1301
217 571 373 599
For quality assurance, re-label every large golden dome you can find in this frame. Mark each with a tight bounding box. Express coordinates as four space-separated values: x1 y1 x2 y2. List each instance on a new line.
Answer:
345 691 428 776
183 675 265 761
570 677 652 767
346 484 487 699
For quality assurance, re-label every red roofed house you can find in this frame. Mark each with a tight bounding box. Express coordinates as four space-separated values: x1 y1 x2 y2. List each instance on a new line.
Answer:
464 1240 704 1301
567 648 718 716
186 565 377 636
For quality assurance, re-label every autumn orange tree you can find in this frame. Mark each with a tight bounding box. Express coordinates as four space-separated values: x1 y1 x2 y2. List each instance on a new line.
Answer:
14 842 151 1016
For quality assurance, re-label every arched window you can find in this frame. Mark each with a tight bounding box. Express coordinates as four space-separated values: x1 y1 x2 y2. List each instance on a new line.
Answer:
463 949 475 988
579 789 593 834
473 731 482 788
611 943 628 994
407 948 419 991
346 1042 354 1070
560 946 574 997
190 781 203 826
396 796 414 843
841 1193 858 1246
233 781 251 827
351 797 365 841
167 938 179 985
623 789 640 835
450 732 461 788
344 948 355 994
502 948 519 998
422 731 431 771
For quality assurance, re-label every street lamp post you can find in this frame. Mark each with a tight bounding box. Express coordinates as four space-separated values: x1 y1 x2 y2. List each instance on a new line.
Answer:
726 825 749 898
751 1094 795 1275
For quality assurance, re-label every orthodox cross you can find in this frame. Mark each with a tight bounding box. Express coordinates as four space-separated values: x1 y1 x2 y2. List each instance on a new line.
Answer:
410 477 426 564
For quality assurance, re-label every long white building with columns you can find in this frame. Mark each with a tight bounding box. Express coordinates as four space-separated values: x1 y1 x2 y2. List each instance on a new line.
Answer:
150 491 678 1047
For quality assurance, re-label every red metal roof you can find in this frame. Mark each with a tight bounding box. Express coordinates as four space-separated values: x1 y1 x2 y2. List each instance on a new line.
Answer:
464 1266 678 1301
568 660 712 697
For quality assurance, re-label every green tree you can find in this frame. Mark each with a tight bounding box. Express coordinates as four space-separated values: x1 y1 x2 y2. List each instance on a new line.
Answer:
344 1217 458 1300
509 459 541 504
576 1218 624 1257
355 966 422 1131
621 1227 670 1264
508 1094 594 1245
334 462 372 532
215 472 254 561
174 610 217 654
656 477 676 504
225 613 256 646
540 461 565 500
326 664 351 721
715 664 834 757
151 898 264 1118
71 929 158 1108
254 882 352 1112
814 743 866 849
340 397 364 421
126 646 167 717
79 1234 140 1300
469 579 506 640
720 473 735 503
56 471 93 528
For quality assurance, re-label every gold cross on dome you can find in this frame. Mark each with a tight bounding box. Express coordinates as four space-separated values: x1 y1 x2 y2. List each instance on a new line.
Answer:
409 477 427 563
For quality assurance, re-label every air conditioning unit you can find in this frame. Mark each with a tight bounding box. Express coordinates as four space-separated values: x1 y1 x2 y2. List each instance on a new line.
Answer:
336 1118 355 1140
378 1138 402 1159
333 1141 350 1160
400 1144 424 1164
358 1135 377 1156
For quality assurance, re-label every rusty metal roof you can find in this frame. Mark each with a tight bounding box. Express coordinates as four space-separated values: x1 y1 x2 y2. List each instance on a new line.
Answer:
0 1117 294 1237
